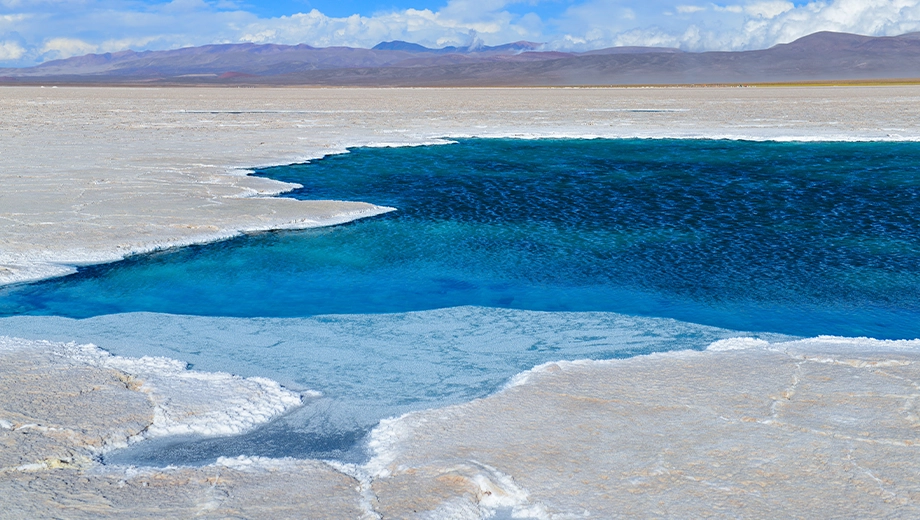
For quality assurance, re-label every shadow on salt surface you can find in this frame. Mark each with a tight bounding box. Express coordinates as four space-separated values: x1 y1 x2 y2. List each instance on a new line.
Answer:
0 306 791 466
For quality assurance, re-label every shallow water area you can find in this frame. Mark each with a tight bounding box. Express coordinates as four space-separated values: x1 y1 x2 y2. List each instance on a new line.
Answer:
1 308 775 464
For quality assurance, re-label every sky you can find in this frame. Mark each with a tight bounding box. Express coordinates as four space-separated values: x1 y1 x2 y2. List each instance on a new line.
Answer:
1 0 919 67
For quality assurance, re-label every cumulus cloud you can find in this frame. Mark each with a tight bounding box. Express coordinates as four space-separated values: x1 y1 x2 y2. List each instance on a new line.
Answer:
0 0 919 67
675 5 706 14
553 0 920 51
0 39 24 60
0 0 542 66
236 0 550 49
744 1 794 18
236 5 538 49
40 37 98 60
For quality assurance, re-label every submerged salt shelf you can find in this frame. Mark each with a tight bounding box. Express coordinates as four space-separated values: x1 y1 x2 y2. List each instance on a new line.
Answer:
1 307 786 464
0 337 368 518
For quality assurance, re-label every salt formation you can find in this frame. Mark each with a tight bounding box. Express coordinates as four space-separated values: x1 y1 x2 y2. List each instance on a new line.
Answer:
365 337 920 518
4 334 920 517
0 337 365 518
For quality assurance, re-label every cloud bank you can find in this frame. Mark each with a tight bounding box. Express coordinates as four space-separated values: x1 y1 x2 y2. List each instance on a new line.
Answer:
1 0 919 67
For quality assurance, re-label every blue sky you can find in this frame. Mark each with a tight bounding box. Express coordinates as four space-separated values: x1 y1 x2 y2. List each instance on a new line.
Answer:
1 0 919 67
245 1 570 18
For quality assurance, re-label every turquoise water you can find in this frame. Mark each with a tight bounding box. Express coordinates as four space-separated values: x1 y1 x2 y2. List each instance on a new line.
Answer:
2 138 920 339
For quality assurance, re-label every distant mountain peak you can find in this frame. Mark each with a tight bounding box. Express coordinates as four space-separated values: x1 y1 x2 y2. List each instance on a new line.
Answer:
772 31 920 53
372 40 543 54
372 41 434 52
491 41 543 52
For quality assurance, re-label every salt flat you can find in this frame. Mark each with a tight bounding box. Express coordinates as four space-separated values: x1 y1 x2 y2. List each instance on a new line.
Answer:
3 86 920 518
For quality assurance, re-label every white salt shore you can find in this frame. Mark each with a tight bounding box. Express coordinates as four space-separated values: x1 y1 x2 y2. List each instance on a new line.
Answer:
3 86 920 517
3 335 920 518
366 336 920 517
0 336 366 518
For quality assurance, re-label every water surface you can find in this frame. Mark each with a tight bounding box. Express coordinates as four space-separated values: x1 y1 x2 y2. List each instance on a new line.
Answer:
3 138 919 338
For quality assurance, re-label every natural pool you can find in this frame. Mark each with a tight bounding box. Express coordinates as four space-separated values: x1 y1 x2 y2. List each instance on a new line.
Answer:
4 138 920 338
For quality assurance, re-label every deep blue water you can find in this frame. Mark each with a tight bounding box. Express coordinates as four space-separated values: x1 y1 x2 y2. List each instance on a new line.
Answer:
3 138 920 339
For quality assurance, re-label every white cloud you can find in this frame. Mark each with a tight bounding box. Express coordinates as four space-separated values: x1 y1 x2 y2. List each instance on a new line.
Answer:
742 0 920 48
1 13 28 24
744 1 794 18
40 37 97 60
550 0 920 51
0 39 24 60
236 3 540 49
97 35 167 54
0 0 544 67
676 5 707 14
713 5 744 13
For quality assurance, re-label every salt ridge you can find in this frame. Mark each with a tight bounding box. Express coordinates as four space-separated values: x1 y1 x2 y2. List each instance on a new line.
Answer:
0 204 394 287
0 336 305 447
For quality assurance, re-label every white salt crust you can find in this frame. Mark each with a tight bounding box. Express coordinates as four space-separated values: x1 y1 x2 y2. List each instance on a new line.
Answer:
361 335 920 518
0 336 304 444
4 332 920 517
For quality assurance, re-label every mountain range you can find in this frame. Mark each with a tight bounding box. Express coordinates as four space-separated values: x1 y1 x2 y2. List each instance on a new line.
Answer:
1 31 919 86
